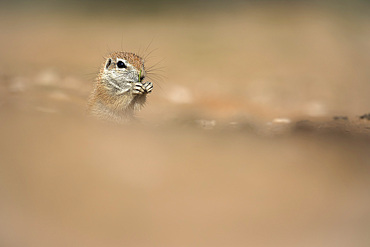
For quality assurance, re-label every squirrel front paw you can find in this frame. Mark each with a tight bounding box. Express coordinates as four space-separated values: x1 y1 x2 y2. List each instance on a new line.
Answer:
133 82 153 95
132 82 145 95
143 81 153 93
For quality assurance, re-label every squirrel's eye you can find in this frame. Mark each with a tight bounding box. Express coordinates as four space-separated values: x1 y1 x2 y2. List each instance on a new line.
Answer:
117 61 127 69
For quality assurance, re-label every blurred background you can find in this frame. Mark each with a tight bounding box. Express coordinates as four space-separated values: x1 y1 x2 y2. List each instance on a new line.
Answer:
0 0 370 247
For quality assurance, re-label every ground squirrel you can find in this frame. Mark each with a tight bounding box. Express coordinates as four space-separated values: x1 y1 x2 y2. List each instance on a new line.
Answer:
88 51 153 122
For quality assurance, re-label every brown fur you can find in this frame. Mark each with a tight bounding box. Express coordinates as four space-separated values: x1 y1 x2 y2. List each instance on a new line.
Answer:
107 51 144 71
88 51 149 122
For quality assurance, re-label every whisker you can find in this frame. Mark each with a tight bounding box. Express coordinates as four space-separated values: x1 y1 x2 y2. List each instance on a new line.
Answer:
143 47 159 61
147 75 167 84
146 67 167 73
146 59 166 71
147 73 167 82
137 45 142 58
147 77 163 89
105 45 112 55
147 70 167 77
120 32 125 52
143 37 155 57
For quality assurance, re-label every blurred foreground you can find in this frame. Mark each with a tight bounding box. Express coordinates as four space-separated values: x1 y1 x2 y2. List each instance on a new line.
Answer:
0 2 370 247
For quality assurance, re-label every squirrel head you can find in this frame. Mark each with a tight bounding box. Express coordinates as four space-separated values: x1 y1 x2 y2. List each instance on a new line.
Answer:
99 52 146 93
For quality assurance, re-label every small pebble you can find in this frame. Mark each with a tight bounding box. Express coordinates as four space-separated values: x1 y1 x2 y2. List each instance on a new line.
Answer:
359 113 370 120
9 77 27 93
196 119 216 129
272 118 291 124
35 69 60 86
333 116 348 121
166 85 193 104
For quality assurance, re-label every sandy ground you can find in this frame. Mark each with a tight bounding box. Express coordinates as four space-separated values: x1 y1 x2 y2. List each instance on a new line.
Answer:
0 3 370 247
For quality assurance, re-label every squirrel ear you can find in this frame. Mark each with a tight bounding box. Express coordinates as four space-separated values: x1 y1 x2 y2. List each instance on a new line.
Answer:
105 58 112 69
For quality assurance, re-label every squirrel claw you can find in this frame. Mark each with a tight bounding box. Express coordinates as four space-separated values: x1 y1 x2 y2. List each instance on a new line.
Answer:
132 82 145 95
133 82 153 95
143 82 153 93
